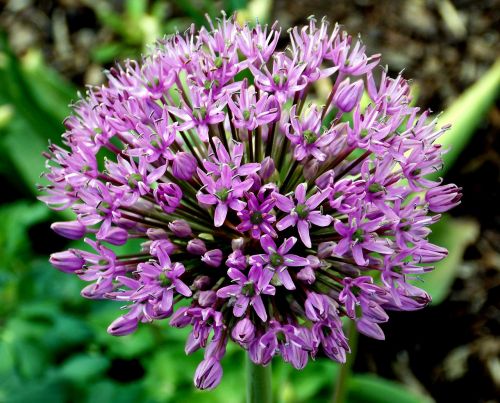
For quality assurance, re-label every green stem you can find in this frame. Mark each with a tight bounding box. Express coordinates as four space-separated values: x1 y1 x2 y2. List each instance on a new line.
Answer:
246 358 272 403
332 320 358 403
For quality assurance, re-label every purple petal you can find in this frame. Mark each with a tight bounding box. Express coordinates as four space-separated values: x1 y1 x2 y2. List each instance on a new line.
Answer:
276 215 297 231
308 211 332 227
260 235 277 254
274 193 294 212
214 203 228 227
295 183 307 203
297 220 312 248
234 295 250 317
278 268 296 290
251 295 267 321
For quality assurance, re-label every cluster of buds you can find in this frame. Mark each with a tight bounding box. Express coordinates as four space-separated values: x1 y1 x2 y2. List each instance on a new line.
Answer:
42 14 461 389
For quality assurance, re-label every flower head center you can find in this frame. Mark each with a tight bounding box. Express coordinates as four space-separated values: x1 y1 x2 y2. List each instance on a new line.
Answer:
368 183 384 193
158 272 171 287
250 211 263 224
295 203 309 219
303 130 317 145
242 281 256 297
128 173 142 188
352 229 364 242
270 253 284 267
215 187 230 202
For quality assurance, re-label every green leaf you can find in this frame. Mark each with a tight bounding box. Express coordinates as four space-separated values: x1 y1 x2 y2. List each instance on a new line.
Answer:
347 373 431 403
0 202 49 265
59 354 110 384
85 381 146 403
413 215 479 305
433 58 500 178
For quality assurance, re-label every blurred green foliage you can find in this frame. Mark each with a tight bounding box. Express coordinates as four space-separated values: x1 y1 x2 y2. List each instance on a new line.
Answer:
1 2 498 402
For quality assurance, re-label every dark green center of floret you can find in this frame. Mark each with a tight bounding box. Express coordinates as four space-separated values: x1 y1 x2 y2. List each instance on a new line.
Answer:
400 218 411 231
158 272 171 287
215 187 230 202
333 191 343 199
360 128 369 138
412 168 421 176
368 183 384 193
352 229 364 242
128 173 142 188
81 164 91 173
250 211 263 224
98 201 111 216
276 331 287 343
303 130 317 145
243 110 251 121
147 77 160 88
295 203 309 219
270 253 284 267
273 74 287 85
214 57 223 68
196 107 207 120
242 281 256 297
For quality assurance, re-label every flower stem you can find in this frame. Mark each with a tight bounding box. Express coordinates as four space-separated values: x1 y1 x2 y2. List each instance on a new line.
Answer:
331 320 358 403
246 358 272 403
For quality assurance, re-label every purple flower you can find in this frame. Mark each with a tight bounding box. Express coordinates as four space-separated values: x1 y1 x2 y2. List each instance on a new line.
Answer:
274 183 332 248
285 105 335 161
237 192 276 239
42 14 460 390
197 164 253 227
227 80 279 130
250 235 308 290
217 265 275 321
249 53 308 103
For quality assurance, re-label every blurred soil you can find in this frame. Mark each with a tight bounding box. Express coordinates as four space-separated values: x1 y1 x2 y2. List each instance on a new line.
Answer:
1 0 499 401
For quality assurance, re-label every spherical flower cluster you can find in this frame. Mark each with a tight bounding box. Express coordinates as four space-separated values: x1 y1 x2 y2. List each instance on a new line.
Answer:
42 14 461 390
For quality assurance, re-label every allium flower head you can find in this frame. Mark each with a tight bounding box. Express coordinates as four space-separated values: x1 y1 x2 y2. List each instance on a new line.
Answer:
41 14 460 390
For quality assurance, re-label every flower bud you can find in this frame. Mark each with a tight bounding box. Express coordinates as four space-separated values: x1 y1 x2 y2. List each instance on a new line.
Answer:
51 221 86 240
317 241 336 258
198 290 217 307
187 239 207 255
194 358 223 390
303 158 319 181
334 79 364 113
260 157 275 180
49 250 84 273
315 170 334 189
154 182 182 213
425 184 462 213
193 275 211 290
98 227 128 245
226 249 246 270
297 266 316 284
107 314 139 336
168 219 192 238
202 249 223 267
172 151 197 180
150 239 176 257
146 228 168 240
231 318 255 345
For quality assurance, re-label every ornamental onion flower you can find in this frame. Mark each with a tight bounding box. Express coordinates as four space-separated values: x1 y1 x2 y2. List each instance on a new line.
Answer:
40 14 461 390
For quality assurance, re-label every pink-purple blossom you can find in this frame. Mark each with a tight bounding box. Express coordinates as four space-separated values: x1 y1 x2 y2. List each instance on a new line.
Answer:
42 14 460 390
